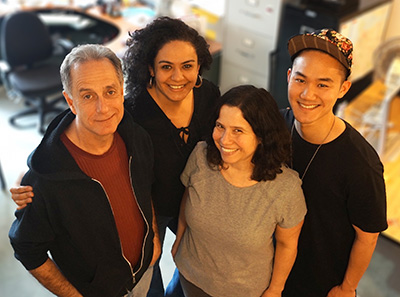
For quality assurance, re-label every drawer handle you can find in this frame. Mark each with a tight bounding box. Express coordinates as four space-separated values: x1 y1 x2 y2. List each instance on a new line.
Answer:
246 0 259 7
239 9 261 19
236 49 255 59
238 75 250 84
242 38 255 48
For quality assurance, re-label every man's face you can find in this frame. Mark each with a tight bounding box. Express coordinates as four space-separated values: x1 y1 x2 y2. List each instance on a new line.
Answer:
287 50 351 127
63 58 124 140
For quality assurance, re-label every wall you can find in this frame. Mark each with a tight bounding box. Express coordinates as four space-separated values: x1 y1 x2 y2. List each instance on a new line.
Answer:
385 0 400 40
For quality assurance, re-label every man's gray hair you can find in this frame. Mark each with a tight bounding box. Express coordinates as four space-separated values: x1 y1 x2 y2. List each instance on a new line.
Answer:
60 44 123 96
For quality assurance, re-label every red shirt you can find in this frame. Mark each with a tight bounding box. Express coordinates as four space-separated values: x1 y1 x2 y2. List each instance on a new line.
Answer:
61 132 145 267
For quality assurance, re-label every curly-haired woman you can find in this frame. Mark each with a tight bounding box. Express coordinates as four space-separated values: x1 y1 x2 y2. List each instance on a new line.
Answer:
123 17 220 297
172 85 306 297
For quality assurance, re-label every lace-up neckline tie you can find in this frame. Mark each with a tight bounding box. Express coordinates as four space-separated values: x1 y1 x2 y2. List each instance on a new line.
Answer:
178 126 190 142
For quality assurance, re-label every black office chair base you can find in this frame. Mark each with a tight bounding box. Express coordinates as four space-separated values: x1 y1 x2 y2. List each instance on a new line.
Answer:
9 95 66 134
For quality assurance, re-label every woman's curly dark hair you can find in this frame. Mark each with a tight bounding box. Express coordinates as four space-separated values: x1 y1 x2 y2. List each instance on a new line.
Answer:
206 85 292 182
123 16 213 99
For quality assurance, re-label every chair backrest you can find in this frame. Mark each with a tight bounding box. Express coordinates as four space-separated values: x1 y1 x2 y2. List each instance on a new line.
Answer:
0 11 53 68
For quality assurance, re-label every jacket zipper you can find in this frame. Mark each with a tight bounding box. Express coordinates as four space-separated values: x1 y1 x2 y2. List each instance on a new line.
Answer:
92 160 150 286
128 156 151 284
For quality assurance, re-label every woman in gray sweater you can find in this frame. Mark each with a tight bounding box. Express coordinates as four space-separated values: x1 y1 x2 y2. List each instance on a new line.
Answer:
172 85 307 297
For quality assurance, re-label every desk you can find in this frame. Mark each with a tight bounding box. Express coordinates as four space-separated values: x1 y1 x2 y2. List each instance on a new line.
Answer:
86 6 222 57
344 80 400 243
87 6 222 83
86 6 145 57
8 5 222 84
10 5 221 58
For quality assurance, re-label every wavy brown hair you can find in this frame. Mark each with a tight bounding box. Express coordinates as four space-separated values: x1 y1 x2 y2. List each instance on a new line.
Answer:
206 85 292 181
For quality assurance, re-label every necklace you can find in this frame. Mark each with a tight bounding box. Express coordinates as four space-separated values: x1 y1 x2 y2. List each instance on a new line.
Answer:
291 117 336 180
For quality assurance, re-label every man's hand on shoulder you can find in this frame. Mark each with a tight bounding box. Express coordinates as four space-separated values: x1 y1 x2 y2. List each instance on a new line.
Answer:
10 185 34 210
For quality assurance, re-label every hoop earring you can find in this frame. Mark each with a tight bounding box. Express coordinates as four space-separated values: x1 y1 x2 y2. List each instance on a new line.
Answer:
194 75 203 88
148 76 154 88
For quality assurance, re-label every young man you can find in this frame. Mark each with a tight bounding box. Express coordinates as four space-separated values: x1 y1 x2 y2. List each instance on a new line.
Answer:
9 44 160 297
281 29 388 297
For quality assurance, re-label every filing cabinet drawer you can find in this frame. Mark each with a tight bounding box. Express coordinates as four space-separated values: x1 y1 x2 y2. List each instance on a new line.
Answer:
226 0 282 38
220 61 269 93
223 26 273 74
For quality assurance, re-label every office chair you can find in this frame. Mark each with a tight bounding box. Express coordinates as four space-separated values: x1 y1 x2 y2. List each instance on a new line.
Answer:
0 11 71 134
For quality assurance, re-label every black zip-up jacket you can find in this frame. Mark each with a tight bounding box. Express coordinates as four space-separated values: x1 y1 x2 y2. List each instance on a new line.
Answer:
9 110 155 297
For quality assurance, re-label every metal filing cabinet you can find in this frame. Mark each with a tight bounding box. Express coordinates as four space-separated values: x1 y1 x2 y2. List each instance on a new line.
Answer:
219 0 283 92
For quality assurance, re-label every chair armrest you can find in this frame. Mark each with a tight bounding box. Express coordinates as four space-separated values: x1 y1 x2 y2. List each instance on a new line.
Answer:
0 60 21 101
55 38 75 54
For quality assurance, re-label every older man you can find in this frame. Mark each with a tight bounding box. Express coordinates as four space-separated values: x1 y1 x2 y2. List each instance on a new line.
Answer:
9 44 160 297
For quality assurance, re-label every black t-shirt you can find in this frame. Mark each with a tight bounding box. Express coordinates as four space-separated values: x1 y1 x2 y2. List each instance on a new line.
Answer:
125 80 220 218
281 108 388 297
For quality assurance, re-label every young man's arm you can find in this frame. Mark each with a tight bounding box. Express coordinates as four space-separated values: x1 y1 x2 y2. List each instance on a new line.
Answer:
327 225 379 297
30 258 83 297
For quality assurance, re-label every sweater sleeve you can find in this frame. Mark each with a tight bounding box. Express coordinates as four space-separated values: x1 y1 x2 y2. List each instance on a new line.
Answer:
180 142 206 187
276 168 307 229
